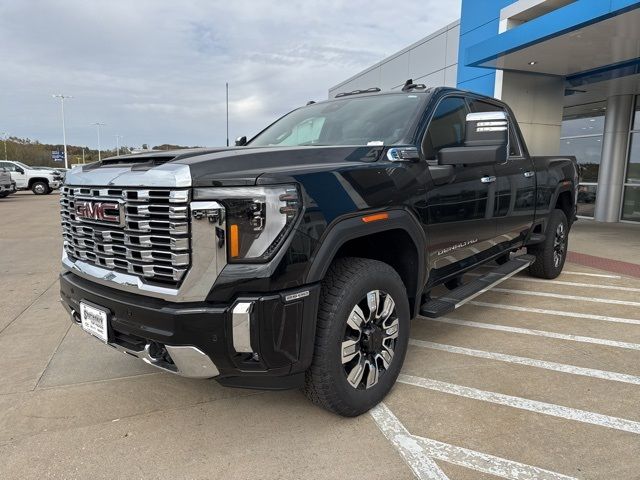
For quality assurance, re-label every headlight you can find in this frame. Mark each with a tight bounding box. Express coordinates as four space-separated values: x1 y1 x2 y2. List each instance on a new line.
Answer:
194 185 301 262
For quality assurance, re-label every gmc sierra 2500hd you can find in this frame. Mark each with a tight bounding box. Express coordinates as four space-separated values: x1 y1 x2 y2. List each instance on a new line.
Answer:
60 84 578 417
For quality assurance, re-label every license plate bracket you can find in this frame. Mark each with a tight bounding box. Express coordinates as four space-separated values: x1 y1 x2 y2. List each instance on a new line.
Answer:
80 301 109 343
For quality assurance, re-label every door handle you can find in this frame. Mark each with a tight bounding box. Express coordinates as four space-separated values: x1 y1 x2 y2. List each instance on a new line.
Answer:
480 176 496 184
523 171 535 178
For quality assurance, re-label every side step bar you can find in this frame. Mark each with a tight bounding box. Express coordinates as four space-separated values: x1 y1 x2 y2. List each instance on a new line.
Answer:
420 254 535 318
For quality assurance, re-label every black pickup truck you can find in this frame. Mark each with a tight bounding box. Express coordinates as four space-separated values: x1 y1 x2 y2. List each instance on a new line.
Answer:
59 85 578 416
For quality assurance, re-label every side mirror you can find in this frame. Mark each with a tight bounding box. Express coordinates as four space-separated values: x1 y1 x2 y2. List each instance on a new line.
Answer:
438 111 508 167
16 167 24 174
465 111 508 147
235 136 247 146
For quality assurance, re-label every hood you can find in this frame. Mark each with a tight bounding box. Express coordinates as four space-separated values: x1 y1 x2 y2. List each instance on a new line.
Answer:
64 145 384 188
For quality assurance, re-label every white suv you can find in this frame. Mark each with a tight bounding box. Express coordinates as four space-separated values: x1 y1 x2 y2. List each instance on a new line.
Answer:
0 160 63 195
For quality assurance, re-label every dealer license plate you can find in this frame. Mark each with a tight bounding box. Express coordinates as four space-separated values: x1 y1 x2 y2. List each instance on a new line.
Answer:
80 302 109 342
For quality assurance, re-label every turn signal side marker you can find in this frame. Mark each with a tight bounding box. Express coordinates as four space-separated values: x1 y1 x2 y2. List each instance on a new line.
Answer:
362 212 389 223
229 224 240 258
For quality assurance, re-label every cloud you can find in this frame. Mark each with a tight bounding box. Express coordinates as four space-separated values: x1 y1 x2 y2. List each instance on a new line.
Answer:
0 0 461 149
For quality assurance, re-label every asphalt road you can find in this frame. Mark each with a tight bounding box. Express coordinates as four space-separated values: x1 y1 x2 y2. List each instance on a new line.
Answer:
1 191 639 479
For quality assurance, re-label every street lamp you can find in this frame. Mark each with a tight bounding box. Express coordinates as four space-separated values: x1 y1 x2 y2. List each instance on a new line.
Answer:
114 135 123 156
1 132 7 160
91 122 106 161
52 94 73 169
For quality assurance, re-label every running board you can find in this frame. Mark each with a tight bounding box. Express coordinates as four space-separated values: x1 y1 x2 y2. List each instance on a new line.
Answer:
420 254 535 318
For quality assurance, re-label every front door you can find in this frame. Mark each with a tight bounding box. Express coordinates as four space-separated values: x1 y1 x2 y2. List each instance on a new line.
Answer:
420 96 497 277
0 162 26 188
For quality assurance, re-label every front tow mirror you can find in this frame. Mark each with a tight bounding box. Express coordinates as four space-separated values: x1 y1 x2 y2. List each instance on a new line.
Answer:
235 136 247 146
438 111 509 167
16 168 24 174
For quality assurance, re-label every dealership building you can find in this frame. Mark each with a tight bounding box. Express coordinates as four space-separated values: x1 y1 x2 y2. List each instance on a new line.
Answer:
330 0 640 223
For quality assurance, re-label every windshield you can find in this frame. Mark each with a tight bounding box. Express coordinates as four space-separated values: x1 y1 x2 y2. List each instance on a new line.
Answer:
249 94 425 147
13 161 30 169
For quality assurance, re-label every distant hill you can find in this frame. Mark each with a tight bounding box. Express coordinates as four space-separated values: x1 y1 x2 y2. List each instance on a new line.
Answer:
1 137 201 168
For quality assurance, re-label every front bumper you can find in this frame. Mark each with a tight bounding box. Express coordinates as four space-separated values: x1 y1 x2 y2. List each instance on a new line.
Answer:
60 271 320 389
50 180 61 189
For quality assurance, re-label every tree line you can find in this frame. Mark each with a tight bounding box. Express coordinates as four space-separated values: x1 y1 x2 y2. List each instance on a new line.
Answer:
1 137 197 167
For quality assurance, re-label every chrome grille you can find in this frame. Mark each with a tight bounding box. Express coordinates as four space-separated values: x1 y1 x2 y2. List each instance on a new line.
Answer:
60 186 191 286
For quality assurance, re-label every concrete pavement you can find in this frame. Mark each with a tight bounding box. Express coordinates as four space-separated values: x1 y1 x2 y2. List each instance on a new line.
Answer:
1 191 640 479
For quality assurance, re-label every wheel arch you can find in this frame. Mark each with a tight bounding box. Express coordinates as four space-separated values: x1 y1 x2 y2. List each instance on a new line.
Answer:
27 177 50 188
305 209 427 318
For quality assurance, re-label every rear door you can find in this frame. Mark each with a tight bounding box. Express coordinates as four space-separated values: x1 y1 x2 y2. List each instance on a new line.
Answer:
467 99 536 251
421 95 498 274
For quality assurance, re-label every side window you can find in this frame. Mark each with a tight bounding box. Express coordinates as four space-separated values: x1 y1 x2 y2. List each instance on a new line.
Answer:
467 99 522 157
0 162 14 171
422 97 468 160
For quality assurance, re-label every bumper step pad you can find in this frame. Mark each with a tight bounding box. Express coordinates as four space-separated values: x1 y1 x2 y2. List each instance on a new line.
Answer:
420 254 535 318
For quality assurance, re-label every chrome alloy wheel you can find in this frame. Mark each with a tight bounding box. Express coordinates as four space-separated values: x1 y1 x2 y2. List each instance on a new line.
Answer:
34 183 46 194
341 290 399 390
553 223 566 268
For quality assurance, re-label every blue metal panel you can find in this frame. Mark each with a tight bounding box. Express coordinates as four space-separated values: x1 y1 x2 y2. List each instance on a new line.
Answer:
466 0 640 68
457 0 514 94
458 73 497 96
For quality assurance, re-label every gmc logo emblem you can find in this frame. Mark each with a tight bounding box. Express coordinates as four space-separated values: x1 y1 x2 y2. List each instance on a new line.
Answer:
75 201 122 225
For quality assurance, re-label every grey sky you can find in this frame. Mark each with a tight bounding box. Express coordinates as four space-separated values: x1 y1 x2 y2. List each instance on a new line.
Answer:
0 0 461 150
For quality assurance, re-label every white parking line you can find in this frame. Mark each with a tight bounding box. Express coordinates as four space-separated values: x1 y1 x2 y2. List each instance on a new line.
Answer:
398 374 640 435
492 288 640 307
497 276 640 293
473 266 620 280
468 300 640 326
409 339 640 385
371 403 578 480
563 271 621 279
467 272 640 293
370 403 449 479
429 317 640 351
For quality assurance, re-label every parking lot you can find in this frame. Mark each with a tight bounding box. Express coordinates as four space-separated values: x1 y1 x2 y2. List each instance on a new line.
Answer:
1 191 640 479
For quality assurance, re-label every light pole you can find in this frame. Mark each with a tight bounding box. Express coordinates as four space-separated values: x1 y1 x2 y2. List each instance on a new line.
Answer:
91 122 105 161
52 94 72 169
115 135 123 156
1 132 7 160
226 82 229 147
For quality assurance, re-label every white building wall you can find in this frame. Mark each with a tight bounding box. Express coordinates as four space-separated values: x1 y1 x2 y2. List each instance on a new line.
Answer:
328 21 460 98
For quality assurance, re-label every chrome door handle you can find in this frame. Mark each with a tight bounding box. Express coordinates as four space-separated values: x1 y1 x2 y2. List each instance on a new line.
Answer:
523 171 535 178
480 176 496 184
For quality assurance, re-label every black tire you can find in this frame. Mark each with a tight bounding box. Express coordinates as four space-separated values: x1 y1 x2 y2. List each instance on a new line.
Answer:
31 181 50 195
0 193 8 198
304 257 410 417
528 209 569 279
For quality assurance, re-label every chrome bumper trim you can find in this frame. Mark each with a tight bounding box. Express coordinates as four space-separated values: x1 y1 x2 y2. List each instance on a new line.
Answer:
232 302 254 353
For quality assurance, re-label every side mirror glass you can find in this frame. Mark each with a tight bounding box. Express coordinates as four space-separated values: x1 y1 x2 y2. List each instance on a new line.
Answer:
464 111 508 148
235 136 247 146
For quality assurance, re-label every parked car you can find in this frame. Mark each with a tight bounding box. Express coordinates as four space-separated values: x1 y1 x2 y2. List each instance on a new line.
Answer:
0 167 16 198
59 85 578 416
0 160 63 194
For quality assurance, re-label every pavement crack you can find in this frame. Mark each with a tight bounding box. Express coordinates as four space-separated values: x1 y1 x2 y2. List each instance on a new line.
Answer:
32 322 71 391
0 276 59 336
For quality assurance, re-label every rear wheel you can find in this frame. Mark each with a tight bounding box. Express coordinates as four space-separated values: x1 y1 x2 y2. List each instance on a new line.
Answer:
31 181 50 195
304 257 410 417
528 209 568 279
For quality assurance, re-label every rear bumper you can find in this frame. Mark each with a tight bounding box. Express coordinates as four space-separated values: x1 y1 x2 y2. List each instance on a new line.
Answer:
0 183 14 193
60 271 320 389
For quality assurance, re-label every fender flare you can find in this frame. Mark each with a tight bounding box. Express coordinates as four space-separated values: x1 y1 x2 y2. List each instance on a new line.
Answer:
305 208 428 303
27 177 50 188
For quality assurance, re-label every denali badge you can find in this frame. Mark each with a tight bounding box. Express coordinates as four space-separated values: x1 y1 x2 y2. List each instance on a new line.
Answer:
75 200 122 225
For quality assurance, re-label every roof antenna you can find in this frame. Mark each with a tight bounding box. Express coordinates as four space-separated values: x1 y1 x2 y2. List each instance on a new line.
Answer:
402 79 426 92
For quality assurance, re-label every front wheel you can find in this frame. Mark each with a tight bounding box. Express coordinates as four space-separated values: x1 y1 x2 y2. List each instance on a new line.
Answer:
31 181 50 195
304 257 410 417
528 209 569 279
